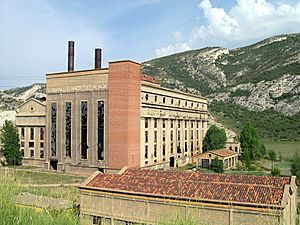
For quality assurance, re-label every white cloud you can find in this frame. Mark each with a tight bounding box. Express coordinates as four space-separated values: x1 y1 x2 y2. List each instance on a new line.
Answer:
155 0 300 57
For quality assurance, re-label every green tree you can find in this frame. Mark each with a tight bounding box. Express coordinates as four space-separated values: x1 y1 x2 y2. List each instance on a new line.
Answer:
240 123 261 166
268 149 277 169
1 120 22 165
210 157 224 173
259 143 267 157
290 152 300 177
203 125 227 151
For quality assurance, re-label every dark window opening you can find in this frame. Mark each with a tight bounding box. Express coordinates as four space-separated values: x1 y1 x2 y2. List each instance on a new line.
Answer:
145 119 148 128
29 141 34 148
154 144 157 158
154 131 157 143
51 103 57 157
21 128 25 139
30 127 34 140
162 145 165 156
98 101 104 160
145 131 148 143
40 127 44 140
30 149 34 158
65 102 72 157
145 146 148 159
40 150 44 159
40 142 44 148
81 101 88 159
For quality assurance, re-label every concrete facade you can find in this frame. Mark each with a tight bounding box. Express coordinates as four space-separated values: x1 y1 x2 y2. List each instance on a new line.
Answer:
44 60 208 172
15 98 46 167
197 149 238 170
226 141 241 156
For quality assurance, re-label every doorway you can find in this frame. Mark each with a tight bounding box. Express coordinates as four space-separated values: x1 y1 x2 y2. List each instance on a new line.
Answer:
50 158 58 170
169 156 175 168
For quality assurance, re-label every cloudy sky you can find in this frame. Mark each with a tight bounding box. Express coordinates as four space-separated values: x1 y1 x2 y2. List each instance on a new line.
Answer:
0 0 299 88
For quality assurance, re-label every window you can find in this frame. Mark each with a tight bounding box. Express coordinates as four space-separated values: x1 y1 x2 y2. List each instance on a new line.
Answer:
145 146 148 159
170 143 173 154
162 131 165 142
202 121 205 129
155 95 157 102
235 147 238 152
29 142 34 148
92 216 103 225
170 120 173 128
21 128 25 140
154 144 157 158
185 130 187 140
30 149 34 158
191 121 194 128
145 119 148 128
154 119 157 128
65 102 72 158
171 98 173 104
21 149 24 157
30 127 34 140
191 102 193 107
40 127 44 140
154 131 157 143
40 150 44 159
185 101 187 107
185 121 187 128
178 100 181 106
145 94 148 101
170 130 173 141
177 146 181 153
202 159 209 169
191 130 193 139
51 102 57 157
197 121 199 128
163 97 165 104
178 130 180 141
145 131 148 143
162 145 165 156
81 101 88 159
178 120 180 128
21 141 25 147
40 142 44 148
185 142 188 152
229 146 232 150
98 101 105 160
162 119 166 128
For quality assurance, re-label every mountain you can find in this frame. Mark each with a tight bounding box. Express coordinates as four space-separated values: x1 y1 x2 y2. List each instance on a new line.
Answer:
142 33 300 141
0 83 45 127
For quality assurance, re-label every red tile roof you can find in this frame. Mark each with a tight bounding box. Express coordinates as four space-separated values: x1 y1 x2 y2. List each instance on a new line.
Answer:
84 168 290 206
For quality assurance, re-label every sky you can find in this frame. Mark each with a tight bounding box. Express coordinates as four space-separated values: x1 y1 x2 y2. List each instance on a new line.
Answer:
0 0 300 89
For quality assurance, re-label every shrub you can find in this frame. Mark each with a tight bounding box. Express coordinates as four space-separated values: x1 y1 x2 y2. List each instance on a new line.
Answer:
271 167 281 176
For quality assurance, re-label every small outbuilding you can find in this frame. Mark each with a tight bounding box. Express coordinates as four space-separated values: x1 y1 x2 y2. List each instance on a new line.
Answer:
79 167 297 225
197 148 238 170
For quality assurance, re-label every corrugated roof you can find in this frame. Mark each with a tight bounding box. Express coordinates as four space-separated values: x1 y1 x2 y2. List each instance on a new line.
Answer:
83 168 290 206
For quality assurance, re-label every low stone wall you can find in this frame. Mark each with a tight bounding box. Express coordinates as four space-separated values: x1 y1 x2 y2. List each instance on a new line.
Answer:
80 190 284 225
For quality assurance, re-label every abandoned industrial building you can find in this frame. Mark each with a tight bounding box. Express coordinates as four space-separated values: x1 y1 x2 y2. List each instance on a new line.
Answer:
15 41 208 172
16 98 46 167
80 167 297 225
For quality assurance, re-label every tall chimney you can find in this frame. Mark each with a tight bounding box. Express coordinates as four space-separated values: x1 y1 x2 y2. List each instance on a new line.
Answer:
68 41 75 72
95 48 102 69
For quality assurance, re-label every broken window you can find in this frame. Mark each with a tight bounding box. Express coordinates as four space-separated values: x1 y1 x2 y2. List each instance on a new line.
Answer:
81 101 88 159
98 101 104 160
65 102 72 157
51 102 57 157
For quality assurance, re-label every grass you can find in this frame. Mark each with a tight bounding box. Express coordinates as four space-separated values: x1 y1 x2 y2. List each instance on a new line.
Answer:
0 172 79 225
263 141 300 159
0 169 87 185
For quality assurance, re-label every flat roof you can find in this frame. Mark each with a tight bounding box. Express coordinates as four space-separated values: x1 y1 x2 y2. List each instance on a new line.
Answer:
81 168 292 207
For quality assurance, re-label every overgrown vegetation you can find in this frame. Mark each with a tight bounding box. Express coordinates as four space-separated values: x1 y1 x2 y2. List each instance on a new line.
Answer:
0 172 79 225
203 125 226 151
210 101 300 141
